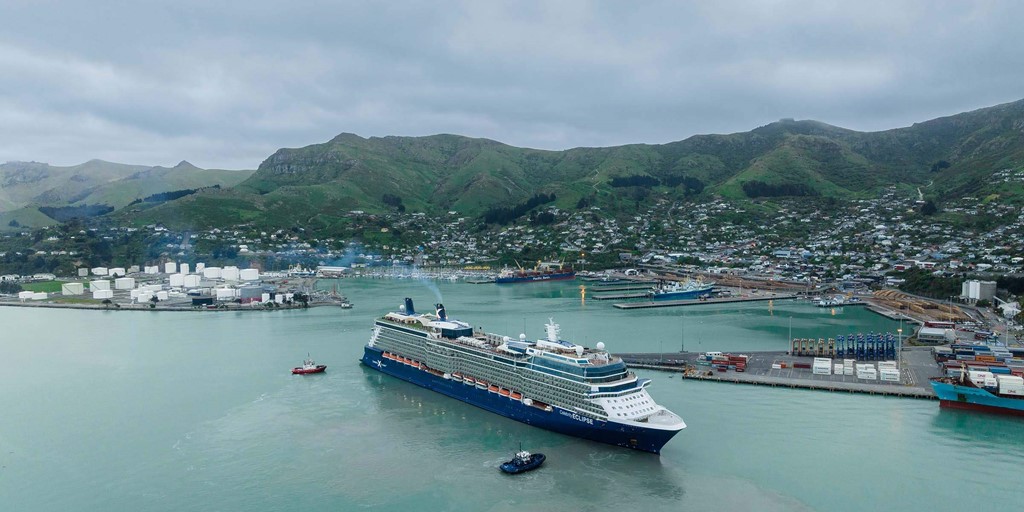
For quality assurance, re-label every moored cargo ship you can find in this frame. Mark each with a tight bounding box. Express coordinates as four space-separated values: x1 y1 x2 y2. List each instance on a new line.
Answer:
930 371 1024 417
495 261 575 284
360 298 685 453
647 279 714 301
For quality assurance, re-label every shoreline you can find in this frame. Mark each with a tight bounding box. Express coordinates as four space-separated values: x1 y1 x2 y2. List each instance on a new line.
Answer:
0 300 347 312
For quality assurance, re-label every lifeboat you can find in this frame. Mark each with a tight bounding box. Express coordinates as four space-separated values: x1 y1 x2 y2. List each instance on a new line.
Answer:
510 391 523 400
464 377 476 385
488 385 500 393
499 388 511 397
476 381 488 389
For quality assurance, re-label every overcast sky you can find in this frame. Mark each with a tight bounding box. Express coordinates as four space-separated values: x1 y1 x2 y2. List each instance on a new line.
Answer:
1 1 1022 169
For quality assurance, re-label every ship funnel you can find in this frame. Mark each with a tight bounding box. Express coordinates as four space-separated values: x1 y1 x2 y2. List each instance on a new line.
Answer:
404 297 416 315
435 303 447 321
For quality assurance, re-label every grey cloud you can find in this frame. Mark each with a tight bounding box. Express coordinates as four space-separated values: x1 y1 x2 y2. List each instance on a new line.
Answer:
1 1 1022 168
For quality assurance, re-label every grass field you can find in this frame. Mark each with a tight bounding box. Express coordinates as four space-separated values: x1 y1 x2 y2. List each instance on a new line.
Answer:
20 281 67 293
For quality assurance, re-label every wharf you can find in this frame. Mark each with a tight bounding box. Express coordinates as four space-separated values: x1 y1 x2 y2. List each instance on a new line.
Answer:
591 279 657 287
613 293 797 309
586 284 655 292
618 348 941 399
592 292 649 300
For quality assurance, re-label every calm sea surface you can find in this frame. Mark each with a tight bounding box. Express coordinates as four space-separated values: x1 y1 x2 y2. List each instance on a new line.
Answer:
1 279 1020 511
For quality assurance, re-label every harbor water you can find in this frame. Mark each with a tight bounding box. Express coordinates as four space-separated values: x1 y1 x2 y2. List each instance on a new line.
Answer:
1 279 1020 511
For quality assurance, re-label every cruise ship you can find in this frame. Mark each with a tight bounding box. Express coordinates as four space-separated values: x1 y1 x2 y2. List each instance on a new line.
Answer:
360 298 686 453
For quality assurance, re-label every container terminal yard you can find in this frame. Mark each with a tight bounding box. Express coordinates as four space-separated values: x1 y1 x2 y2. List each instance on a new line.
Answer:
620 347 943 399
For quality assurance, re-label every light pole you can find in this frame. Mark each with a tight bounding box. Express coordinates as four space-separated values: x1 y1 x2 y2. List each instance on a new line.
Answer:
897 316 903 367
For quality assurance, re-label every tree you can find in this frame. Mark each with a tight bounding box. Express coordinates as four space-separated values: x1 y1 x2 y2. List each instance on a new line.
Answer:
920 199 938 216
0 281 23 294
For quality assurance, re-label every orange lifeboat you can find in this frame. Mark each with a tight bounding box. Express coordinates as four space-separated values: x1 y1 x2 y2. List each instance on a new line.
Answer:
510 391 523 400
499 388 511 397
488 385 499 393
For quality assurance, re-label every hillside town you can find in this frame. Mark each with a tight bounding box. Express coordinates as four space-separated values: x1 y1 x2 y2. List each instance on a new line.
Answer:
0 186 1021 318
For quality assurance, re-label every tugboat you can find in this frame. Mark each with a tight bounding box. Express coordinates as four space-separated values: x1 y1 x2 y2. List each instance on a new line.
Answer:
291 355 327 375
499 444 546 474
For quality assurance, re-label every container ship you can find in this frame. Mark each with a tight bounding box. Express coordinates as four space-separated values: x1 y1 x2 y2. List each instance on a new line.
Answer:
930 372 1024 416
495 261 575 284
360 298 686 453
647 279 714 301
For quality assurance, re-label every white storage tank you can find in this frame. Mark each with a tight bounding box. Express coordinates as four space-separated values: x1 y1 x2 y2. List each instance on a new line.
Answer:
215 288 237 300
145 266 159 274
136 292 152 303
31 292 48 300
91 267 108 276
130 289 141 299
90 280 111 291
180 263 190 274
164 262 177 274
108 267 126 277
222 266 240 281
144 284 163 293
240 269 260 281
78 268 89 277
61 282 85 295
169 274 185 287
262 293 271 303
114 277 135 290
196 262 206 272
203 267 222 279
156 291 169 301
184 275 201 288
18 291 34 300
92 289 114 300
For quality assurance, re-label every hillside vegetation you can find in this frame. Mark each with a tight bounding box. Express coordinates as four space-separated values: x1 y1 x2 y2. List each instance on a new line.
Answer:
39 99 1024 231
0 160 253 230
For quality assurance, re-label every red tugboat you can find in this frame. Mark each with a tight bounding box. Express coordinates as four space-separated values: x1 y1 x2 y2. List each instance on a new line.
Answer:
292 355 327 375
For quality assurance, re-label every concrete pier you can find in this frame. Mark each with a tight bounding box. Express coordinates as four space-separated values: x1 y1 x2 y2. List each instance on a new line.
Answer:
613 294 798 309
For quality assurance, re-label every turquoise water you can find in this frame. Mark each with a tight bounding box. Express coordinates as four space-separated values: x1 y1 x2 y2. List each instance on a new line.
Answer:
1 279 1020 511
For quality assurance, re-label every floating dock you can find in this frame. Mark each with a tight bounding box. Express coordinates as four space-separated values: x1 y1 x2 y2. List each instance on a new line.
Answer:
613 294 797 309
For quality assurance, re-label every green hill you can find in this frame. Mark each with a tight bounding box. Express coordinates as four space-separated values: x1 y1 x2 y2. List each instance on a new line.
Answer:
0 159 254 230
89 98 1024 230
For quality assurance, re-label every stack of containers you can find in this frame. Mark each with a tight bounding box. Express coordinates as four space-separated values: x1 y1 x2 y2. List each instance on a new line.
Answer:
843 359 855 376
878 361 900 382
729 354 748 373
856 363 878 380
968 370 997 389
997 375 1024 396
813 358 832 375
